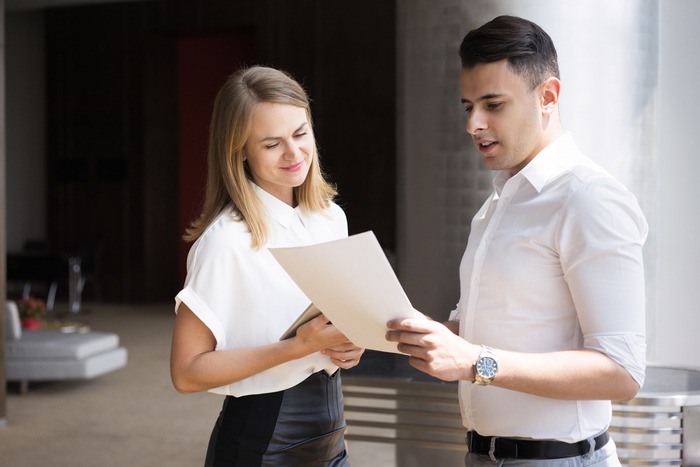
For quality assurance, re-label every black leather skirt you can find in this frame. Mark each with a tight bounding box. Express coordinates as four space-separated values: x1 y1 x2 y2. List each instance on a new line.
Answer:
204 370 349 466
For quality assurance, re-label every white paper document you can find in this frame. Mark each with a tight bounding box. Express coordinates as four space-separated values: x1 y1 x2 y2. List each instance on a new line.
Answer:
270 231 424 354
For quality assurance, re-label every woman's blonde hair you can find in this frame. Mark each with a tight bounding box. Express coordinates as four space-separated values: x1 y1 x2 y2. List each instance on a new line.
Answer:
184 66 337 248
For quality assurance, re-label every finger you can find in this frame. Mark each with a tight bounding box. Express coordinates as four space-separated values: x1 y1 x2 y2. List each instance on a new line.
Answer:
325 342 358 352
319 313 331 324
387 318 433 331
386 329 428 346
396 342 428 359
323 347 364 360
385 330 401 342
386 319 408 329
330 356 361 369
407 355 432 375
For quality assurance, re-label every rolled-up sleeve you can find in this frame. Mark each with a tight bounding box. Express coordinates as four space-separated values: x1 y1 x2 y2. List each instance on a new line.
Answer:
559 179 649 386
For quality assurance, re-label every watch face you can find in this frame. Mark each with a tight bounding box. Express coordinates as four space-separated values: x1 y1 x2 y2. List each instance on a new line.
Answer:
477 356 498 379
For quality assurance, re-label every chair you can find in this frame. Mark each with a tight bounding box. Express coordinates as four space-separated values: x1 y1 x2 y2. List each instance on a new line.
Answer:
4 301 128 393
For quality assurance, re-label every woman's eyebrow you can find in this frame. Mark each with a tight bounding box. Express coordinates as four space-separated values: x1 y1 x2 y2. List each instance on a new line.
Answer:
257 122 309 143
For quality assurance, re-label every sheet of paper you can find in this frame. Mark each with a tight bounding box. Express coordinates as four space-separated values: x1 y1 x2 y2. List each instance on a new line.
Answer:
270 231 424 354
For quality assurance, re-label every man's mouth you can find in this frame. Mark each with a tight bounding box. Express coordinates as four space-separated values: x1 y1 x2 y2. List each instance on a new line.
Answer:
477 140 497 153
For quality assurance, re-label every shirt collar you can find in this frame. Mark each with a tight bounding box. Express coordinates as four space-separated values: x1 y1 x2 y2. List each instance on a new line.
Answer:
494 132 578 194
250 182 301 229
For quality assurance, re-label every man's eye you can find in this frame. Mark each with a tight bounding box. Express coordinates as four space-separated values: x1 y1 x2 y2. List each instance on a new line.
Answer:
464 107 472 114
487 102 502 110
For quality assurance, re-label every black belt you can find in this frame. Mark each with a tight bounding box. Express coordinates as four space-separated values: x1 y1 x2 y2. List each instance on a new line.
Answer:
466 430 610 460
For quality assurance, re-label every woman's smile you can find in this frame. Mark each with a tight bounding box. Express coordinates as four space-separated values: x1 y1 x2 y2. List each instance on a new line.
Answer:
282 161 305 172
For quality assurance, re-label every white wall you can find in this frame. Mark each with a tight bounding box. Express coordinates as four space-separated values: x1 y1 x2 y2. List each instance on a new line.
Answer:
655 0 700 369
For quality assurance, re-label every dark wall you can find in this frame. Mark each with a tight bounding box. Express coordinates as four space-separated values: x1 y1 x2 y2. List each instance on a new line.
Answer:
46 3 174 302
255 1 397 253
45 0 396 302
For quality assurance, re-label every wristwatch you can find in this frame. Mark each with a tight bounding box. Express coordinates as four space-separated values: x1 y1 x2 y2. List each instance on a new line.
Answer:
473 345 499 385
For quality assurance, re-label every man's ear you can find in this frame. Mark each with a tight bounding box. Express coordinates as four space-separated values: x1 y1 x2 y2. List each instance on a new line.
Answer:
541 77 561 114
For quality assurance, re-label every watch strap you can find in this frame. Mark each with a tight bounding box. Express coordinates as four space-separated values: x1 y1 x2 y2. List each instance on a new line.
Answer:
474 345 498 385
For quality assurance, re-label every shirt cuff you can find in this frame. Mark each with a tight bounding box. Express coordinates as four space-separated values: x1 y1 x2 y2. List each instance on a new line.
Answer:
585 334 647 387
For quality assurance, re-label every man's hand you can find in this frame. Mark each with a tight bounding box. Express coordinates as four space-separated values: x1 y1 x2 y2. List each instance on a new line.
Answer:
386 318 479 381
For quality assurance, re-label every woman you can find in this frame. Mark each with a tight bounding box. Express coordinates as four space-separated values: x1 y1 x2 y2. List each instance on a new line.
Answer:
170 66 363 466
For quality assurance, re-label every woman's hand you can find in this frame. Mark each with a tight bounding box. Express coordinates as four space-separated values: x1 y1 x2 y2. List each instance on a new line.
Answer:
295 314 349 351
295 314 364 368
323 343 364 369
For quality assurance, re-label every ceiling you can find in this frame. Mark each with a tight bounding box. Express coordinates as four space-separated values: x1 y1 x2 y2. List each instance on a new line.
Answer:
5 0 152 12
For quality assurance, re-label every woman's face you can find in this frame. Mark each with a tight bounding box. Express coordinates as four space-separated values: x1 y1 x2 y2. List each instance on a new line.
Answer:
243 102 313 206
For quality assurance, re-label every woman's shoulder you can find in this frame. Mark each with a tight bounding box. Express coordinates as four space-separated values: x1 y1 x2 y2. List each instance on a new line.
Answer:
297 200 348 239
191 208 252 255
326 200 347 220
322 200 348 237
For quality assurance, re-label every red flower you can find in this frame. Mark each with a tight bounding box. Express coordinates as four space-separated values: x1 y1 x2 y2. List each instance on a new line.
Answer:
16 296 47 320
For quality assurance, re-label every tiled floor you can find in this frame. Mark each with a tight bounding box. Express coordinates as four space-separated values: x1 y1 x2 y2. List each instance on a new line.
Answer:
1 303 411 466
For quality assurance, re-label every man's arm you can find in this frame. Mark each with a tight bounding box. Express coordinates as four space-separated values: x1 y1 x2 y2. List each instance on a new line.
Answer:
385 318 640 401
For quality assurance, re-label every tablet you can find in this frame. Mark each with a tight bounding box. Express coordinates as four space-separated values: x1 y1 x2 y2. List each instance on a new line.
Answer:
279 303 322 340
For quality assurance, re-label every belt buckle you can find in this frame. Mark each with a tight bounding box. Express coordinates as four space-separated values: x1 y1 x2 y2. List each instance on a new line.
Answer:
490 437 519 461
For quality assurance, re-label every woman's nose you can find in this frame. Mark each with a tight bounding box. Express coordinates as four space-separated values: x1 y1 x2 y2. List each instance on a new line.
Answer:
283 141 301 159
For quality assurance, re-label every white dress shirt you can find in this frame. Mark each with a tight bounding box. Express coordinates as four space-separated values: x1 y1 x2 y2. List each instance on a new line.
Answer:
175 184 348 397
449 133 648 442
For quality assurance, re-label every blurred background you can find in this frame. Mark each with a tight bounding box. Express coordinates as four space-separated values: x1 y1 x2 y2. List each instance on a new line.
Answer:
4 0 700 377
2 1 700 463
4 0 398 304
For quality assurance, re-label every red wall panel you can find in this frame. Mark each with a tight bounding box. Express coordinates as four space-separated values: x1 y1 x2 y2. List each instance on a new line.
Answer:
177 33 255 284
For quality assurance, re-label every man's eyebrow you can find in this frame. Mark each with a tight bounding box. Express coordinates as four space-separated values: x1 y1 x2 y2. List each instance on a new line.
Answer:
257 122 309 143
460 93 506 104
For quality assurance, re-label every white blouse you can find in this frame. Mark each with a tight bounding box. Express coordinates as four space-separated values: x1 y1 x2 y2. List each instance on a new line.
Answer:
175 184 348 397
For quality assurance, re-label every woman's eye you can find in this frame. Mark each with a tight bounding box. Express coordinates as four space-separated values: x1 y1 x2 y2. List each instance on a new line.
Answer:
294 132 307 139
265 143 279 150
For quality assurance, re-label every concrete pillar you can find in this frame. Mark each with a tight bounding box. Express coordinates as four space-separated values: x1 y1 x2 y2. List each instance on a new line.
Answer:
1 0 8 427
396 0 658 342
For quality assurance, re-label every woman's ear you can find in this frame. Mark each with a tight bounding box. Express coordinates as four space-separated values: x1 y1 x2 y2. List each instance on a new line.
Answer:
541 77 561 115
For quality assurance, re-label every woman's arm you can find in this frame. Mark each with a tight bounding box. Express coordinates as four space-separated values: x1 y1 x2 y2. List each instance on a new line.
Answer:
170 303 360 394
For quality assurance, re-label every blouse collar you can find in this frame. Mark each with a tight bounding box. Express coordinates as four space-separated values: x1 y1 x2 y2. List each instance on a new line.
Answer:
250 182 302 229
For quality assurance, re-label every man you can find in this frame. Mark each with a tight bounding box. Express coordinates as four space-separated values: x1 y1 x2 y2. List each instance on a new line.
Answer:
386 15 647 465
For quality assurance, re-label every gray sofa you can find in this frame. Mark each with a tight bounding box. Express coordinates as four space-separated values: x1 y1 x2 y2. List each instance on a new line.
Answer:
4 301 128 393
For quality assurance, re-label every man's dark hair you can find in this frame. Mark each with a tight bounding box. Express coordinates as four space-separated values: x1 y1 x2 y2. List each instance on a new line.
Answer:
459 15 560 90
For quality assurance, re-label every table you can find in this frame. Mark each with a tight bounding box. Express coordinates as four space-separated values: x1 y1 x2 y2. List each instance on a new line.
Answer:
7 252 84 313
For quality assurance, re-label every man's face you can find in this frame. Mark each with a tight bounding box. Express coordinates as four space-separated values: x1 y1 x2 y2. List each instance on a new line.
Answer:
460 60 547 174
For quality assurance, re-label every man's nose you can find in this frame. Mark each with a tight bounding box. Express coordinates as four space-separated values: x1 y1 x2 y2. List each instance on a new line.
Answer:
466 110 486 135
